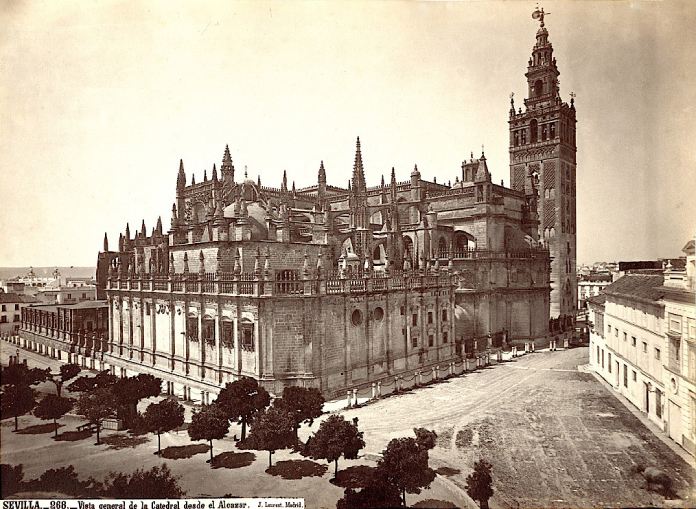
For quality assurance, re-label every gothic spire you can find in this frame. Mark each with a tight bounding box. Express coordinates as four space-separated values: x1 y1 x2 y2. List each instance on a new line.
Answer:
156 216 163 234
221 144 234 181
281 170 288 192
352 136 366 192
212 163 218 182
191 173 196 185
171 203 178 229
103 232 109 252
125 222 131 240
141 220 146 237
177 159 186 190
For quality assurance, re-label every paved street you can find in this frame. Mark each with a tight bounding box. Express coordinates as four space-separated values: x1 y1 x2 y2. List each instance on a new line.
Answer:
2 340 695 507
336 347 696 508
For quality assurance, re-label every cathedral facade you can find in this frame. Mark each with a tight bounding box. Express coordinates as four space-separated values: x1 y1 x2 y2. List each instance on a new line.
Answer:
90 17 574 398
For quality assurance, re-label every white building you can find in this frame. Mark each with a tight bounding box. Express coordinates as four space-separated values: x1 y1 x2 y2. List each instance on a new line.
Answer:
588 238 696 458
661 239 695 457
0 293 38 336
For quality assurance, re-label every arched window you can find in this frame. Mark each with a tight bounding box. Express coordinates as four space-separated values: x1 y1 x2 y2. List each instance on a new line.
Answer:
530 119 538 143
534 80 543 96
403 236 414 260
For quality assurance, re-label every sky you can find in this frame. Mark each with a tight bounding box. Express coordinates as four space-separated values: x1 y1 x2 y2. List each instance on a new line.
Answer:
1 0 694 267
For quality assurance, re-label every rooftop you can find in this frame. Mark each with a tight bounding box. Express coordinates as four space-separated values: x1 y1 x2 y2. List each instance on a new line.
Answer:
603 274 665 304
0 293 39 304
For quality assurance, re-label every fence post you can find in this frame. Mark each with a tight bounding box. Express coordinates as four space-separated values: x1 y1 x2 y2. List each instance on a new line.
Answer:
371 382 376 400
346 390 352 409
352 388 358 407
433 366 437 381
377 381 382 398
531 342 535 353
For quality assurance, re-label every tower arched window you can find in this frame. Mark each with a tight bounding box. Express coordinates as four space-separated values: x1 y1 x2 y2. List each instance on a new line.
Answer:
534 80 543 97
530 119 538 143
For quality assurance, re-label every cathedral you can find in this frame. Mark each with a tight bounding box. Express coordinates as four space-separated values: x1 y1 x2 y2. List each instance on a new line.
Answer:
90 13 576 398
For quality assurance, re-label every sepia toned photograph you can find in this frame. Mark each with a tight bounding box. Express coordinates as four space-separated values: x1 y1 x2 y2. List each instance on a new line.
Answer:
1 1 695 507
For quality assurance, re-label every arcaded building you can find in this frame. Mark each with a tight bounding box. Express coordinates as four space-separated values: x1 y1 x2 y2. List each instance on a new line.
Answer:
26 16 578 399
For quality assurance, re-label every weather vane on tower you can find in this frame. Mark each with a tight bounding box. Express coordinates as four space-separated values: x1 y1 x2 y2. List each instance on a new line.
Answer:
532 4 549 27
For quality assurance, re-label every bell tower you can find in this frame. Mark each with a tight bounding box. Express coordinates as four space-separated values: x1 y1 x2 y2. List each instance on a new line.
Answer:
509 7 577 323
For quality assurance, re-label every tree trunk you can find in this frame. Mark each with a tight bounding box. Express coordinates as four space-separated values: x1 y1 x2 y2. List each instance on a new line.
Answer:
480 498 489 509
268 450 273 468
402 489 406 507
294 423 299 438
157 432 161 454
335 459 338 476
14 415 18 431
241 419 247 440
209 439 214 465
53 418 58 438
96 423 101 445
56 381 63 397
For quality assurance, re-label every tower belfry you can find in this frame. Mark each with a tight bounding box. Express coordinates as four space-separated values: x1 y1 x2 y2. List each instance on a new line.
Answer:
509 7 577 322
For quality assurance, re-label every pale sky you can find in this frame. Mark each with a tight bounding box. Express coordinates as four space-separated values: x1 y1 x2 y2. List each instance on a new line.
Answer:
1 0 694 267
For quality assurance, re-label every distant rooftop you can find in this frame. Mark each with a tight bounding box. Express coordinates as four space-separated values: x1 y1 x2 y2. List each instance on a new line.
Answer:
0 293 39 304
603 274 665 304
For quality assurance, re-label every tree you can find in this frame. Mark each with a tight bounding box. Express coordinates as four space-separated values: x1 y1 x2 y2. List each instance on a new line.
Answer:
377 437 436 507
103 464 184 498
113 374 162 428
466 459 494 509
274 386 324 438
308 414 365 476
214 377 270 440
187 406 229 465
0 364 48 387
33 394 74 437
49 363 81 396
67 369 117 393
243 406 296 468
1 464 25 497
76 387 117 445
414 427 438 451
1 384 37 431
144 398 185 455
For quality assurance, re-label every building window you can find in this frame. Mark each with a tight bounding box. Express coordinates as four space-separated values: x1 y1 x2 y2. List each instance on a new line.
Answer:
427 312 433 325
608 324 612 335
443 332 448 343
632 370 637 382
67 294 72 299
241 324 254 351
655 348 661 360
601 350 604 368
623 364 628 387
187 317 199 342
402 327 406 338
351 310 363 326
145 303 151 316
221 321 234 348
631 336 636 347
0 316 7 323
608 353 612 373
412 314 418 327
14 304 19 310
1 305 5 312
428 335 434 347
615 328 618 337
203 318 215 345
412 336 418 348
400 306 405 316
642 342 647 353
373 307 384 321
13 315 20 322
668 313 682 334
442 310 448 322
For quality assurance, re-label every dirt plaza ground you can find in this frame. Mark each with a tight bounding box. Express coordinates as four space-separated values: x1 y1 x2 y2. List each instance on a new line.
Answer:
2 341 694 508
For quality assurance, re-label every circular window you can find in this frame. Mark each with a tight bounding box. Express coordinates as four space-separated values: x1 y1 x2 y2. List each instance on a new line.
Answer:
373 307 384 321
351 310 363 326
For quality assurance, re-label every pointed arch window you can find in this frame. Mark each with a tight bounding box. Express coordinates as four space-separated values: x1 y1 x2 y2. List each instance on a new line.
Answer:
530 119 538 143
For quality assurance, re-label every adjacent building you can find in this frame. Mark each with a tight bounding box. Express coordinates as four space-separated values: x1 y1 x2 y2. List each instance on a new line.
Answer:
0 293 38 336
588 238 696 457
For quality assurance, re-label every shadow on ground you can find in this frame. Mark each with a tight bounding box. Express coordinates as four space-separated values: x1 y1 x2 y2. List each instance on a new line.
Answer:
265 459 327 480
211 451 256 470
101 433 150 450
161 444 210 460
17 423 62 435
54 430 92 442
412 499 459 508
435 466 461 477
330 465 379 488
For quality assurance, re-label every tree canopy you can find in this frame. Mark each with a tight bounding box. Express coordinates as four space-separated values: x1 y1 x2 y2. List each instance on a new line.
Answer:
242 406 296 468
414 427 438 451
144 398 185 454
188 406 229 465
336 481 402 509
308 414 365 475
33 394 74 437
102 464 185 498
466 459 494 509
1 384 37 431
75 387 117 445
214 377 270 440
378 437 436 507
113 374 162 428
67 370 117 393
50 364 81 396
0 364 48 387
274 386 324 437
